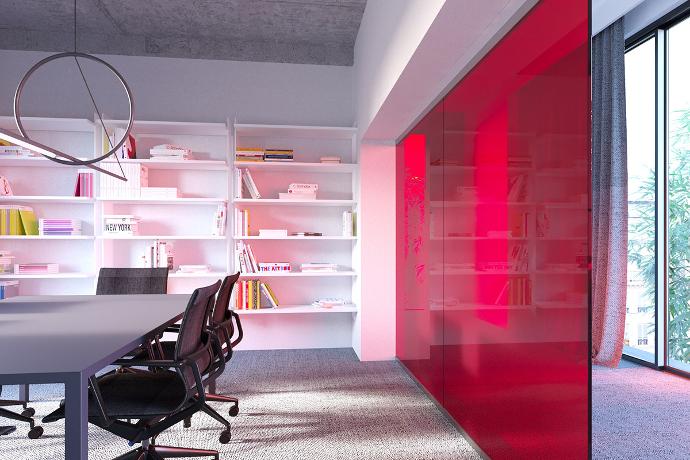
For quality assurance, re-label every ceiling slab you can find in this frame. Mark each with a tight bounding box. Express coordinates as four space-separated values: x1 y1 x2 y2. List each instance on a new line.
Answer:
0 0 366 66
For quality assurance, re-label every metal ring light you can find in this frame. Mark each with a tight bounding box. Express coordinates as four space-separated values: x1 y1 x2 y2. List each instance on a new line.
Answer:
13 51 134 166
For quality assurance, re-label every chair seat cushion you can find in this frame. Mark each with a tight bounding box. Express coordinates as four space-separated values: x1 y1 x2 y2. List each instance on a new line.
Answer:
90 371 188 418
134 341 212 377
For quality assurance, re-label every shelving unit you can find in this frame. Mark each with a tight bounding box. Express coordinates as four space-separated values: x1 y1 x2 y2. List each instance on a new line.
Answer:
0 116 361 355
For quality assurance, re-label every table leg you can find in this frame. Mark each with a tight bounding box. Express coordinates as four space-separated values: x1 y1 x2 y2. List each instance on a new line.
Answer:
64 373 88 459
17 384 29 404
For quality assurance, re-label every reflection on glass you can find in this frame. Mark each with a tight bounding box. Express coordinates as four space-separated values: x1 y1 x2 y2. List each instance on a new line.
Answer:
624 38 656 363
668 16 690 372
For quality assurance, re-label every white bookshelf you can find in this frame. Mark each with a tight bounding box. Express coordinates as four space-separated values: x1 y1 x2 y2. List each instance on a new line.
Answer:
0 116 362 355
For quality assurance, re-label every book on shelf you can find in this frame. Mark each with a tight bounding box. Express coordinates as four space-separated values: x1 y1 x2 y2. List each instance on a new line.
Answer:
284 183 317 200
342 211 354 237
320 156 341 164
264 149 293 162
106 128 136 159
212 203 227 236
0 205 38 235
508 174 529 202
258 262 291 272
236 148 265 162
100 163 148 198
0 251 15 274
291 232 322 237
103 215 140 236
149 144 193 160
74 169 94 198
0 280 19 299
140 240 174 269
0 144 36 158
233 279 279 310
494 276 531 305
140 187 178 199
300 263 338 273
14 263 59 275
234 208 250 236
241 169 261 199
278 192 315 200
258 229 287 237
39 218 82 236
236 240 258 273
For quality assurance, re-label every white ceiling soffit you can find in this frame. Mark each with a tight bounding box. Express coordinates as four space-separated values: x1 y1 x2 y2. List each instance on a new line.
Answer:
592 0 645 36
362 0 536 141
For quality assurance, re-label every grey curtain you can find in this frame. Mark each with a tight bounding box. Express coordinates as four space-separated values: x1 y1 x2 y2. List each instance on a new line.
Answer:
592 18 628 367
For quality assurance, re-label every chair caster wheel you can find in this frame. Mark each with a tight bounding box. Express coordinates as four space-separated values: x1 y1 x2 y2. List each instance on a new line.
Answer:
219 429 231 444
21 408 35 417
228 405 239 417
183 418 192 428
28 426 43 439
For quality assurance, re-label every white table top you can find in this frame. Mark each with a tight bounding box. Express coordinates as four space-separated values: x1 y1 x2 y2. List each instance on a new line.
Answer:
0 294 190 376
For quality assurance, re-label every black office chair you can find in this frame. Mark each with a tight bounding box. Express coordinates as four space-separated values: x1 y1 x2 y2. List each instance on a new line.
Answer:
45 281 232 458
96 267 169 295
0 385 43 438
141 274 243 425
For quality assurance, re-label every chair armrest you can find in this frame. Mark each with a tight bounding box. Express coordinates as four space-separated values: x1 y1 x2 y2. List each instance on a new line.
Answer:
229 311 244 348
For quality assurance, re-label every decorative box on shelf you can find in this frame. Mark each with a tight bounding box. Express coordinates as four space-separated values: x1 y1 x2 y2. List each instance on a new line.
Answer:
103 215 140 236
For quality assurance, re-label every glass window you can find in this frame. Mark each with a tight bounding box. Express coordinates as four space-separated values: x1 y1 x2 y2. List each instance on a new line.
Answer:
624 37 657 363
667 15 690 372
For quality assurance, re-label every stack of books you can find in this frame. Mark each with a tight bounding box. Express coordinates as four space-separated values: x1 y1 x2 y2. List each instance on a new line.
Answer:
149 144 193 160
39 219 81 236
342 211 354 237
0 251 15 274
0 205 38 235
258 262 291 272
494 276 531 305
236 241 259 273
14 263 59 275
234 280 278 310
236 148 265 162
320 156 341 164
279 183 317 200
300 263 338 273
0 144 35 158
176 264 211 274
74 169 94 198
103 215 140 236
140 240 174 269
0 280 19 299
312 298 347 309
264 149 293 162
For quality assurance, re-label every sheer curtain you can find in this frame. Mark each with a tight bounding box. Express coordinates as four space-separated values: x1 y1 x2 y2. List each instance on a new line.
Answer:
591 18 628 367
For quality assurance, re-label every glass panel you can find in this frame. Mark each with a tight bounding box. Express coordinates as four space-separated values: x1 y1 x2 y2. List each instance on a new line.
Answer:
667 15 690 372
624 37 657 363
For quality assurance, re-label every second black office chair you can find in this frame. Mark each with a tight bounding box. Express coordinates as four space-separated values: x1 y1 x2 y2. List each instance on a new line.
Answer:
0 385 43 438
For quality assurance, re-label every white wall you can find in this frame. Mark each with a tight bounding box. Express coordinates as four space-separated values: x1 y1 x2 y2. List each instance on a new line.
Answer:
353 0 445 139
624 0 688 37
0 49 354 126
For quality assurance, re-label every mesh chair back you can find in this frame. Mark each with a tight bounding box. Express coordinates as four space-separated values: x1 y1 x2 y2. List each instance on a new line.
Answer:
174 280 220 388
96 268 169 295
211 273 240 326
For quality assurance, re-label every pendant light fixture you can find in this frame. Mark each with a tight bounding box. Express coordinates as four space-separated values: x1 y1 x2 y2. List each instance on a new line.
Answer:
0 0 134 181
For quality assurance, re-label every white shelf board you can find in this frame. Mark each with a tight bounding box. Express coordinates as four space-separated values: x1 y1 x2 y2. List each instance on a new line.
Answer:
169 271 227 278
0 116 94 133
234 198 355 207
97 235 225 240
234 123 356 140
233 304 358 315
0 272 95 279
234 161 355 173
235 235 357 240
0 157 87 168
98 197 227 204
101 159 228 170
0 235 94 240
239 271 357 278
0 196 94 204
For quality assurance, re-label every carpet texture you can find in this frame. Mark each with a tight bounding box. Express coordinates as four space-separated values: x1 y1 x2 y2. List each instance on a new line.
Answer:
0 349 481 460
592 362 690 459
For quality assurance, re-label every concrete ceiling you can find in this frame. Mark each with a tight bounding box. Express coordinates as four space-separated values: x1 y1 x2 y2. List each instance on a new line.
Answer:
0 0 367 66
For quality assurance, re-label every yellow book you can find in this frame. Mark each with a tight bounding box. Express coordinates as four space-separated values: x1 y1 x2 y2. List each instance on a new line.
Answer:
0 209 6 235
18 209 38 235
248 280 254 310
9 209 21 235
264 282 280 306
256 280 261 309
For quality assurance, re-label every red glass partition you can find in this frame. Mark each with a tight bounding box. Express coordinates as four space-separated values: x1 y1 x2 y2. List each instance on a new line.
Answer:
397 1 590 458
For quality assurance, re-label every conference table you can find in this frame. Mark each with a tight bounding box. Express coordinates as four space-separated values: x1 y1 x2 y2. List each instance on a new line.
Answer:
0 294 190 459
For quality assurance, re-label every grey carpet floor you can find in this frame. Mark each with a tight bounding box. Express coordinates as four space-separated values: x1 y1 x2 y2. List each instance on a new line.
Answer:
592 361 690 460
0 348 481 460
